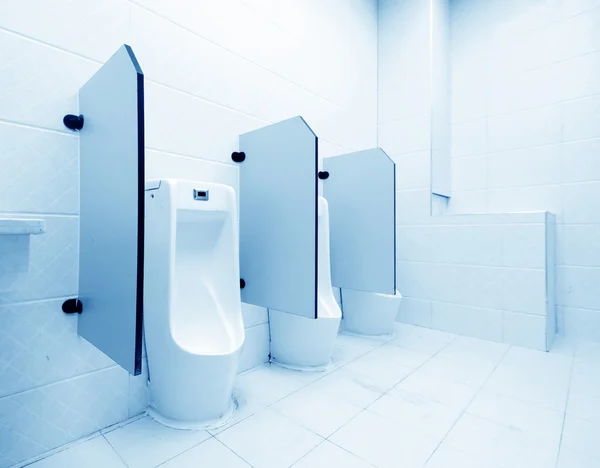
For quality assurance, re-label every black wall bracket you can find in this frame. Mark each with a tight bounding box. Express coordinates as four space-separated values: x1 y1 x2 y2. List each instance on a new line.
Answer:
63 114 84 131
62 298 83 314
318 171 329 180
232 151 246 163
240 278 246 289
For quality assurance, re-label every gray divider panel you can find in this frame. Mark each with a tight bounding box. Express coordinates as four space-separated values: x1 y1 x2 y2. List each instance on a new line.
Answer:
239 116 318 319
324 148 396 294
78 45 144 375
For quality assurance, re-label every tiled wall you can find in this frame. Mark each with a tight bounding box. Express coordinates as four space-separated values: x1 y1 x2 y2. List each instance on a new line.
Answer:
378 0 557 349
0 1 377 466
448 0 600 341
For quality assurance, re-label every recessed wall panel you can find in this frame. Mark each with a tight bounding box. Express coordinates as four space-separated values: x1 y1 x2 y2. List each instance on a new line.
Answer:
77 45 144 375
324 148 396 294
239 117 318 319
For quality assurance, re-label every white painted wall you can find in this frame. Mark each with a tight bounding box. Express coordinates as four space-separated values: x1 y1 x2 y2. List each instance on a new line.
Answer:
449 0 600 341
0 1 377 466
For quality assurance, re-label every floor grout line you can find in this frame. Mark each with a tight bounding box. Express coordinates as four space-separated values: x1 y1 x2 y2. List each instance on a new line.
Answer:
101 433 130 468
421 343 512 467
210 333 395 437
23 327 589 468
554 351 576 468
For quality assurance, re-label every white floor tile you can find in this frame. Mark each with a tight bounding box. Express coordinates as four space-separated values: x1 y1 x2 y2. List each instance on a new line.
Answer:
209 364 313 435
414 352 498 388
309 368 389 408
234 364 312 405
329 410 440 468
331 333 385 366
443 414 559 468
28 436 125 468
368 342 433 368
561 415 600 459
557 447 600 468
567 360 600 422
21 332 579 468
367 387 462 439
216 408 322 468
466 390 564 446
342 350 414 389
394 369 478 411
574 341 600 362
483 346 572 411
292 441 375 468
389 323 455 354
271 386 362 437
413 336 508 388
445 335 509 359
424 443 509 468
158 438 250 467
102 417 210 468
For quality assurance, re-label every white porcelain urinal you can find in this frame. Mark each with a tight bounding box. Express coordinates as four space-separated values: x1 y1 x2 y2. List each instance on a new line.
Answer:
144 179 245 429
269 197 342 371
342 289 403 337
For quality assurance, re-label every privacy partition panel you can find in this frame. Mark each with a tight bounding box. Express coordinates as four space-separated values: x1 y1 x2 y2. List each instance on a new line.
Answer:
324 148 396 294
239 116 318 319
77 45 145 375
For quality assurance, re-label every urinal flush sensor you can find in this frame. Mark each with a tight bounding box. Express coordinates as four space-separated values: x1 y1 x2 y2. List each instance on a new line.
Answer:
193 189 209 201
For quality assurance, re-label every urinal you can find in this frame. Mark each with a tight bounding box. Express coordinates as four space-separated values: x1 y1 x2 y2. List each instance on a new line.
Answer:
269 197 342 371
144 179 245 429
342 289 403 337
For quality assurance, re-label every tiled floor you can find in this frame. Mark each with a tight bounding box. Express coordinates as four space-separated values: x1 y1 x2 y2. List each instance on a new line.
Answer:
24 324 600 468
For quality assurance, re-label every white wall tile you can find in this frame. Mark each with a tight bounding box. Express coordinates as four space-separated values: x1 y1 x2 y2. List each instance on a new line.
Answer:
487 185 561 214
397 0 600 346
396 189 432 225
446 191 488 214
1 2 378 466
487 145 561 189
501 224 547 269
145 82 264 163
559 7 600 59
487 105 562 153
451 84 487 123
0 31 99 131
560 306 600 342
451 156 487 191
393 152 431 190
396 297 432 328
379 115 432 156
561 182 600 224
502 268 548 316
379 82 431 123
0 366 129 467
0 123 78 214
451 119 486 157
561 51 600 101
0 0 129 62
237 324 270 374
557 266 600 310
557 225 600 267
503 312 548 351
563 95 600 142
145 150 238 193
561 138 600 183
241 303 268 329
488 63 565 115
0 216 78 305
0 299 115 398
431 301 504 342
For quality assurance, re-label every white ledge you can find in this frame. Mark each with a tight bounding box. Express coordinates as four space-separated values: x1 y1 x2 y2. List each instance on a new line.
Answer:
0 218 46 235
